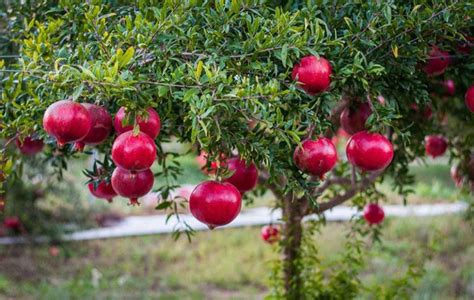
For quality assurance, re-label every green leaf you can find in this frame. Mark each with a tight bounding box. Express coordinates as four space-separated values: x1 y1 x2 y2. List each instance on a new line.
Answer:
72 83 85 101
119 47 135 67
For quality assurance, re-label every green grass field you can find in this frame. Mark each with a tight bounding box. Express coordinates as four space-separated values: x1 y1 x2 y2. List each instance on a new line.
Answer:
1 157 473 299
0 215 472 299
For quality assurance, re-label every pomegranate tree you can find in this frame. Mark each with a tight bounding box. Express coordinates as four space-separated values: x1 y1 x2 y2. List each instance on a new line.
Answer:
1 1 473 298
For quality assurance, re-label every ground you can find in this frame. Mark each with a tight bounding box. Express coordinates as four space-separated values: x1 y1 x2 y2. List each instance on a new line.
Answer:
0 155 473 299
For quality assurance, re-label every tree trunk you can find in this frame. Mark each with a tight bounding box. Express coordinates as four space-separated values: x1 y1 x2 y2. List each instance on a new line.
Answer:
282 194 303 300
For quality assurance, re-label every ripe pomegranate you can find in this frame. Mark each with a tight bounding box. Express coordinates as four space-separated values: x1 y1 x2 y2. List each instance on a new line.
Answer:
465 84 474 113
112 131 156 171
339 102 373 135
346 131 394 171
49 246 60 257
422 46 450 76
114 107 161 139
363 203 385 225
15 136 44 155
75 104 112 151
43 100 92 147
88 180 117 203
424 135 448 158
442 79 456 96
111 167 154 205
292 55 332 95
223 157 258 193
293 137 338 179
3 216 21 230
409 103 433 120
189 181 241 229
261 225 280 244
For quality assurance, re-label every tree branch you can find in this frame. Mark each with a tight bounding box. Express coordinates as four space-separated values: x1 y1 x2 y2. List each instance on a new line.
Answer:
304 170 383 215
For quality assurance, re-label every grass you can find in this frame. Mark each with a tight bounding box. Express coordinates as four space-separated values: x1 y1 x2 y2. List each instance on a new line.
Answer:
1 215 473 299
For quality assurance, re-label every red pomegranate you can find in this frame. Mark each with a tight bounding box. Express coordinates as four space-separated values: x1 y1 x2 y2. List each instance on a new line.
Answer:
3 216 21 230
424 135 448 158
114 107 161 139
223 157 258 193
409 103 433 120
339 102 373 135
293 137 338 179
422 46 450 76
261 225 280 244
465 84 474 113
15 136 44 155
346 131 394 171
363 203 385 225
112 131 156 171
75 104 112 151
442 79 456 96
189 181 241 229
88 180 117 203
111 168 154 205
43 100 92 147
196 151 226 174
49 246 60 257
292 55 332 95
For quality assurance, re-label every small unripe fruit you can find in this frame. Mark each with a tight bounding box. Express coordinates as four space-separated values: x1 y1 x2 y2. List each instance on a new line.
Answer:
346 131 394 172
15 136 44 155
293 138 338 179
292 55 332 95
189 181 241 229
43 100 92 147
224 157 258 193
114 107 161 139
363 203 385 225
261 225 280 244
424 135 448 158
111 168 154 206
112 131 156 171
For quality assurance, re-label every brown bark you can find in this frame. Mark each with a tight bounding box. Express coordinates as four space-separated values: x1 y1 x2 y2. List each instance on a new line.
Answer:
282 193 303 300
